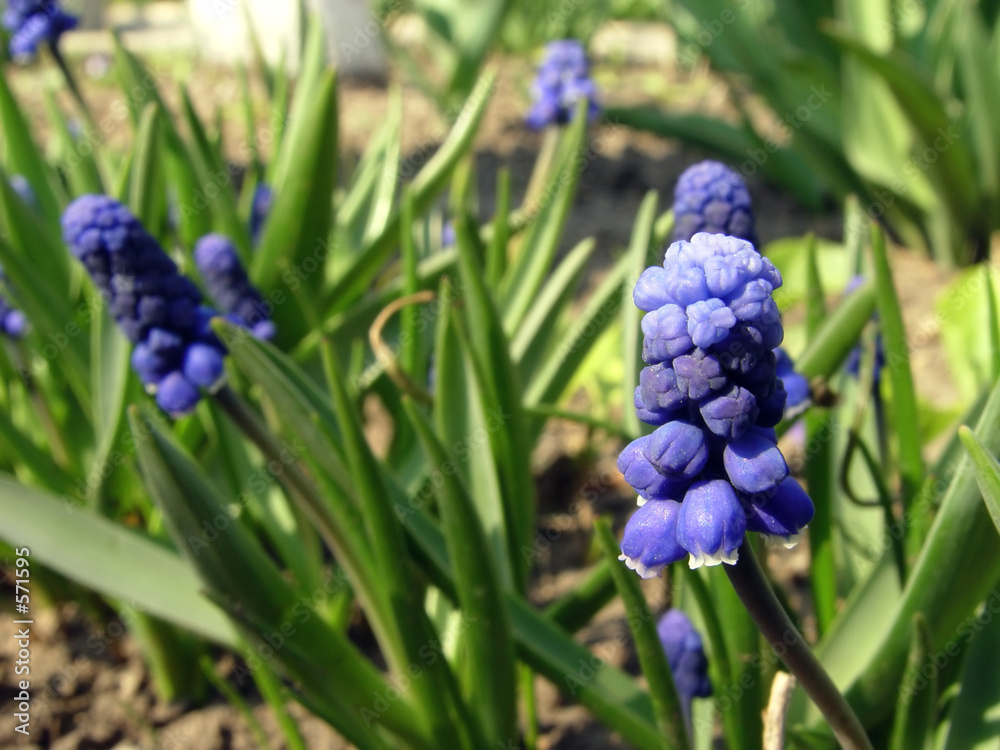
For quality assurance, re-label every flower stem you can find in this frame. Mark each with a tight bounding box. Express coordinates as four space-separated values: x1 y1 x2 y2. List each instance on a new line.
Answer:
725 541 873 750
46 42 98 133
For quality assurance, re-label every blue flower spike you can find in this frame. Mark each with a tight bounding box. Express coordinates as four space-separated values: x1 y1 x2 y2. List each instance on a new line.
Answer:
671 160 757 247
2 0 77 59
525 39 600 130
62 195 228 418
657 608 711 730
194 233 275 341
618 232 814 572
249 184 272 244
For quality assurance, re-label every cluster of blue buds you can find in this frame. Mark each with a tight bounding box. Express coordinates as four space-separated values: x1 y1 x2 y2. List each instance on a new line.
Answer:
672 160 757 248
618 232 815 575
249 184 272 245
62 195 227 418
657 609 711 728
0 269 26 338
2 0 77 58
525 40 599 130
194 233 275 341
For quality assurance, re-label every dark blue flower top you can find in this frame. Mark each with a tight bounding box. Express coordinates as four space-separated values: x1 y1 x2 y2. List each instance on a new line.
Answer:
618 232 814 576
2 0 77 58
62 195 227 417
525 40 600 130
672 160 757 248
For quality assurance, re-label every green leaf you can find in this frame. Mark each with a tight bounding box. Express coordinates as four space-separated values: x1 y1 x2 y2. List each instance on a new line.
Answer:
0 473 237 644
958 425 1000 538
500 101 588 333
403 399 518 746
127 102 166 239
0 70 62 225
324 69 496 311
889 615 935 750
252 70 338 296
870 224 923 503
128 406 426 748
796 279 877 380
622 191 659 438
594 519 690 749
938 586 1000 750
86 305 131 508
839 372 1000 728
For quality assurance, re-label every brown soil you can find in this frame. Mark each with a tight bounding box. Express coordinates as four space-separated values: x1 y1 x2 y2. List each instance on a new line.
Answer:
0 17 961 750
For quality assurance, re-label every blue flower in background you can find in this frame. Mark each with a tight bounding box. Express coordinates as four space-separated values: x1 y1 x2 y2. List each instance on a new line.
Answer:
775 347 810 418
618 232 814 576
657 609 711 730
249 183 272 245
525 39 600 130
62 195 227 417
8 174 36 208
672 160 757 248
194 233 275 341
843 275 883 384
441 220 455 248
0 267 26 338
2 0 77 58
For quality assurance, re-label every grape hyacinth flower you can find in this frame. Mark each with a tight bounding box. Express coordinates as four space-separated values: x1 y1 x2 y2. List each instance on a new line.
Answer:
775 347 810 419
2 0 77 58
671 160 757 247
8 174 36 208
62 195 227 417
0 269 26 338
194 233 275 340
658 609 711 731
525 40 600 130
618 232 814 576
249 184 272 245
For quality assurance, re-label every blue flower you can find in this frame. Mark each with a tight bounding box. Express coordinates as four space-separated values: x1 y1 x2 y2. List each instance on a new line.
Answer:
671 160 757 247
0 268 26 338
441 220 455 248
2 0 77 58
249 184 272 244
774 347 810 418
62 195 227 417
843 276 884 385
194 233 275 340
8 174 36 208
525 40 600 130
657 608 711 729
618 232 814 572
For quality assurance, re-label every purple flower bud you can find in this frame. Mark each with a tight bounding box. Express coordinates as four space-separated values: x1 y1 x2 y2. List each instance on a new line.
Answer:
672 350 728 401
743 476 814 546
723 429 789 493
643 421 709 480
250 184 272 244
634 266 673 312
617 437 689 500
2 309 26 337
634 387 671 426
638 363 689 413
642 304 693 363
657 609 712 728
676 480 746 568
619 499 686 578
155 372 200 418
182 343 225 389
699 385 758 440
686 298 737 348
